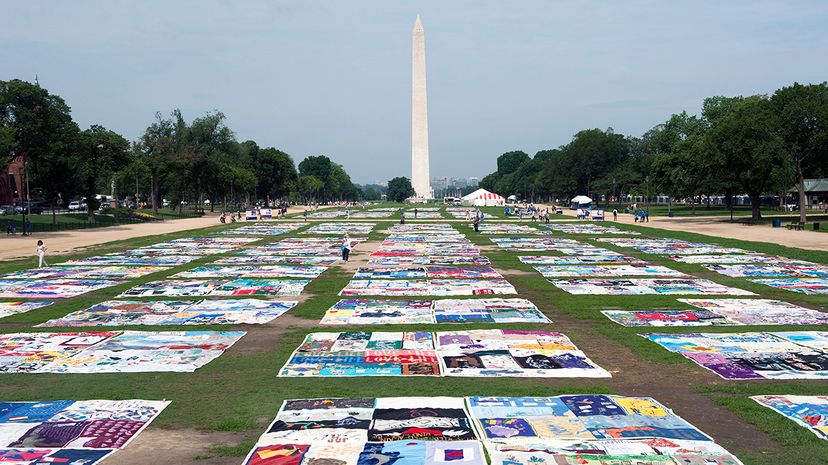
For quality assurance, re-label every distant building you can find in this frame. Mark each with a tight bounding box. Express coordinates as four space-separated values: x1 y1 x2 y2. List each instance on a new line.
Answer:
790 178 828 208
0 156 25 205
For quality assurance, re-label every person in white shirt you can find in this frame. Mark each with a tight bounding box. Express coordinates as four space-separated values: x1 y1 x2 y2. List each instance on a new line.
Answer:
341 235 352 262
36 240 47 268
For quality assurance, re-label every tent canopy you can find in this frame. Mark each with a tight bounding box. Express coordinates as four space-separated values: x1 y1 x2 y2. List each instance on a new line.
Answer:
571 195 593 204
462 188 506 207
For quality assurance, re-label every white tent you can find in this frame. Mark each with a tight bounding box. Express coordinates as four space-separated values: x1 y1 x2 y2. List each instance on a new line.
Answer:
571 195 593 205
462 188 506 207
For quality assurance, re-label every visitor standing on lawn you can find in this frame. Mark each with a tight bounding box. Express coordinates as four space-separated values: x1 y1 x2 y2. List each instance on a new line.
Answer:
36 240 48 268
341 235 352 262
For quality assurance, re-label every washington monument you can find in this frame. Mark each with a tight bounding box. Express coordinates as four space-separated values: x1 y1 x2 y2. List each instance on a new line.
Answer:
411 15 432 199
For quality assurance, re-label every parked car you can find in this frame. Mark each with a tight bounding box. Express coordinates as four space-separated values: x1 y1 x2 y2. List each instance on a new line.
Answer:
15 202 44 214
0 205 16 215
68 200 87 211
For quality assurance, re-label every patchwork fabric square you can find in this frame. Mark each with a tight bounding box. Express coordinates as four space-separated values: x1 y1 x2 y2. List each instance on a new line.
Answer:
0 279 123 299
642 332 828 379
549 279 754 295
752 278 828 294
752 395 828 441
0 301 53 320
0 399 167 462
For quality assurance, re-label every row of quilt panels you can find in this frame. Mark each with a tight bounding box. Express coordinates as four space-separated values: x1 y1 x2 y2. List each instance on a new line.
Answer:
301 223 375 235
37 299 297 327
241 237 365 258
0 399 168 464
321 298 551 325
339 279 516 296
60 236 260 267
218 222 307 235
602 299 828 327
0 330 243 373
643 331 828 379
243 395 742 465
279 330 609 378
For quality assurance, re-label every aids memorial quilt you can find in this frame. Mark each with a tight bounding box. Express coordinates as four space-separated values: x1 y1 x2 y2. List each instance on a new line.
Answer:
339 279 516 296
431 299 550 324
123 246 236 256
549 279 754 296
642 332 828 379
543 223 641 235
467 395 742 465
39 299 298 327
321 299 435 325
678 299 828 326
174 265 327 279
519 254 642 265
386 224 458 234
243 397 484 465
0 330 244 373
60 254 200 267
752 278 828 294
279 332 440 377
489 237 583 252
477 224 545 235
603 299 828 327
407 209 443 219
0 279 123 299
350 210 394 218
372 243 479 257
353 267 502 280
384 234 470 243
215 256 339 266
595 238 748 255
751 395 828 441
368 256 491 266
280 330 606 378
533 264 687 278
704 264 828 278
1 266 165 280
602 309 736 327
320 299 549 325
436 330 609 378
670 254 813 265
0 302 53 320
219 223 305 235
306 210 346 218
302 223 374 235
0 399 169 463
120 279 310 297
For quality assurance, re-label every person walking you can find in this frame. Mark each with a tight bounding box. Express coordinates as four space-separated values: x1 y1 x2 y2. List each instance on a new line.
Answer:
472 215 480 232
612 208 618 221
414 207 418 218
341 235 352 262
36 240 48 268
400 211 406 224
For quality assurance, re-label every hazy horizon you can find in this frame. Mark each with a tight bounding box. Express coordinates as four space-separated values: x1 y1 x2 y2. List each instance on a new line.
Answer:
3 1 827 183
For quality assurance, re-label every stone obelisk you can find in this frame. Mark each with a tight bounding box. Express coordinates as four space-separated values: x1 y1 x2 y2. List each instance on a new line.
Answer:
411 15 432 199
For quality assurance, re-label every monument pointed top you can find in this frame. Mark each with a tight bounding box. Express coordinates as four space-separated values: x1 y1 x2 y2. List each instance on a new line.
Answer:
414 15 423 31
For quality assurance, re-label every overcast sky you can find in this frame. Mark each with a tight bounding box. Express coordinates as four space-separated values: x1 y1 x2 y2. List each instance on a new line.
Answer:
3 1 827 183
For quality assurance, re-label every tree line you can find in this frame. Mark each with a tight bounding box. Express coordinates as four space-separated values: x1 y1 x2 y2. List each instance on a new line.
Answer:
1 79 363 219
480 82 828 220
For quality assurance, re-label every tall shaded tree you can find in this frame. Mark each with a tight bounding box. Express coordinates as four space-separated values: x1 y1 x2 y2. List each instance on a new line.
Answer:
387 177 415 202
75 125 130 220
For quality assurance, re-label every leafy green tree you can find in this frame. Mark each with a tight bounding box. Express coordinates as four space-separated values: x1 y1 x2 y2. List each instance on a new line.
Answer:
387 176 415 202
76 125 130 220
705 95 790 220
361 187 380 200
771 82 828 221
0 79 80 203
297 175 324 202
256 148 297 205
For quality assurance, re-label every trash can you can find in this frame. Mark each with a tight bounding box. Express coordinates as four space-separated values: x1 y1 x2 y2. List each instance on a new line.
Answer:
668 211 675 218
814 222 820 231
772 218 782 228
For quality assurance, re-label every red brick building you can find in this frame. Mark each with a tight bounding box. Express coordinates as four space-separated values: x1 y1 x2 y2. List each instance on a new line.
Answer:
0 156 25 205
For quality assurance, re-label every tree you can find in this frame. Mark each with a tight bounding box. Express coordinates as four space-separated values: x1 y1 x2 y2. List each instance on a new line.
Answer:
75 125 130 221
387 177 415 202
0 79 80 204
256 148 297 205
771 82 828 222
297 175 324 202
704 95 790 220
361 187 380 200
496 151 530 175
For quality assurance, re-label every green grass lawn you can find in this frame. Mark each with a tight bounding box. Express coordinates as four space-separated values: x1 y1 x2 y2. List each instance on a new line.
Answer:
0 218 826 464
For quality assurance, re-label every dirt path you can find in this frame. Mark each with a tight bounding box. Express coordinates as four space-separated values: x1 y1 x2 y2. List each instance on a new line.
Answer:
0 206 334 261
556 208 827 251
